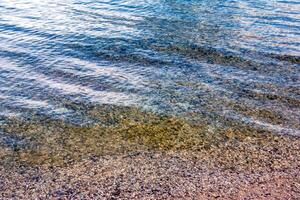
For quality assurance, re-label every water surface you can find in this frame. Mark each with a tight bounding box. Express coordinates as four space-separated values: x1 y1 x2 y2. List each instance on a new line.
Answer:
0 0 299 135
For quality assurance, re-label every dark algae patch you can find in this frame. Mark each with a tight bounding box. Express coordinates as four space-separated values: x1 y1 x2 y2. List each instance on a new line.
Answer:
0 104 299 172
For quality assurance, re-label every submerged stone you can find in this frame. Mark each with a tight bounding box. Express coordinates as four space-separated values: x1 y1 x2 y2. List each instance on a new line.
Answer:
0 104 298 171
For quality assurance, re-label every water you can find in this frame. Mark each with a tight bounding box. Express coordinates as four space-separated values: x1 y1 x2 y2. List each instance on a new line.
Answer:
0 0 299 135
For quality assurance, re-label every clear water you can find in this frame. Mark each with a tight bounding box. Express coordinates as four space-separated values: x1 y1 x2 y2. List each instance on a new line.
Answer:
0 0 299 135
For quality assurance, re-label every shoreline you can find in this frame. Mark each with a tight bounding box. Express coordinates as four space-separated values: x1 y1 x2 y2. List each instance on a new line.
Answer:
0 104 299 199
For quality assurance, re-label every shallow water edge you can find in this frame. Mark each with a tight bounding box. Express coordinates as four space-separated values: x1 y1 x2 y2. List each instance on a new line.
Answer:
0 103 299 170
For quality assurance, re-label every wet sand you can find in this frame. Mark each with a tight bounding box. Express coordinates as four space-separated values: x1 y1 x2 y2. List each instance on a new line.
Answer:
0 105 299 199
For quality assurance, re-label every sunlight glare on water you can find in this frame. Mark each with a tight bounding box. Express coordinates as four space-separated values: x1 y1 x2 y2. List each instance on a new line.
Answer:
0 0 299 134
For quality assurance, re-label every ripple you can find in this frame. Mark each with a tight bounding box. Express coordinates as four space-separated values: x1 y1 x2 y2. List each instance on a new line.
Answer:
0 0 299 135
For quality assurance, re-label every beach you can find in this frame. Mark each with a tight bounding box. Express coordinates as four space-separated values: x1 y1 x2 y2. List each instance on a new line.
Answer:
0 105 299 199
0 0 299 198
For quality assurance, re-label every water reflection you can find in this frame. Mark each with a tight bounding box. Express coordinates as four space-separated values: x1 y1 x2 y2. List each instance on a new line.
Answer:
0 0 299 134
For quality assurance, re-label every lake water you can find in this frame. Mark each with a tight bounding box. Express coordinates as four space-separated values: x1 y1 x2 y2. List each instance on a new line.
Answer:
0 0 299 135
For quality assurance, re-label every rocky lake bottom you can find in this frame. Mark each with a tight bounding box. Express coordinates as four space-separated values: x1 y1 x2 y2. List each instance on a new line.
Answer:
0 0 299 198
0 104 299 199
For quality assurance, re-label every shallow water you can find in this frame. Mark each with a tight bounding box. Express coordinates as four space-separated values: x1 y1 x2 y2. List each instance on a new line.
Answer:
0 0 299 135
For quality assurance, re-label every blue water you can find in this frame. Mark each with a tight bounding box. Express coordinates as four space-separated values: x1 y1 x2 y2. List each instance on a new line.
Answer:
0 0 299 135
